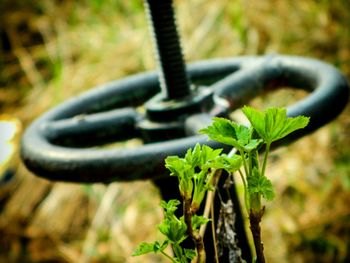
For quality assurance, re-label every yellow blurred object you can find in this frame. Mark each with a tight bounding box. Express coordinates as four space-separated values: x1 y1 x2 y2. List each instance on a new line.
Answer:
0 116 22 182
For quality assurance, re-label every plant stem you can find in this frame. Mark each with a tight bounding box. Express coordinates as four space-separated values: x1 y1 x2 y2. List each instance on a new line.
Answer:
161 250 178 263
250 193 261 213
200 189 214 237
183 198 206 263
240 150 249 177
200 169 221 237
249 208 266 263
261 143 270 177
210 200 220 263
238 169 250 213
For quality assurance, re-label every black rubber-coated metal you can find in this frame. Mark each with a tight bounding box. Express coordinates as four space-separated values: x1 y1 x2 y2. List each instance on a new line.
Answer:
21 55 349 184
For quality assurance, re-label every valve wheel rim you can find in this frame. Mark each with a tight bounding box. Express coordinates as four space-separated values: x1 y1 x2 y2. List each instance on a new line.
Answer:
21 55 349 183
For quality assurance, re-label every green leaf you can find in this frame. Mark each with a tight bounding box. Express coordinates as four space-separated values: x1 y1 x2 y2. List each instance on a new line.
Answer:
152 241 162 253
242 106 309 144
184 143 201 168
172 244 186 262
199 117 261 152
132 240 169 257
209 154 242 173
184 143 222 170
165 156 193 198
191 214 210 230
158 200 188 243
132 242 157 256
165 156 191 178
184 249 197 260
159 240 169 252
165 144 224 199
244 139 262 151
158 217 187 244
160 199 180 216
199 145 223 167
247 168 275 201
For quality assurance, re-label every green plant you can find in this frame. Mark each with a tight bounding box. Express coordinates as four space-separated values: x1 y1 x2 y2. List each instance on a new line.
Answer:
133 144 242 262
201 106 309 262
133 106 309 263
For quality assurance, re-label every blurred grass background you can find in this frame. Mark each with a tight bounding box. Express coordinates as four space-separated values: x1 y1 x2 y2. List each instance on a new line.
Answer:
0 0 349 262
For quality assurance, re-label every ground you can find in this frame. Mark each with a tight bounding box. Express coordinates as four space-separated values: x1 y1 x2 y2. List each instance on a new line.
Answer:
0 0 349 262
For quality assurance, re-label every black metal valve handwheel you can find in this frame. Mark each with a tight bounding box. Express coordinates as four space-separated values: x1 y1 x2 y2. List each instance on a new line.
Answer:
21 55 349 183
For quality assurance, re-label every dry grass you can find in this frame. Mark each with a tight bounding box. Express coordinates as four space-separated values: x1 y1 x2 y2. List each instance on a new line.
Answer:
0 0 349 262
